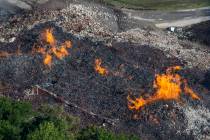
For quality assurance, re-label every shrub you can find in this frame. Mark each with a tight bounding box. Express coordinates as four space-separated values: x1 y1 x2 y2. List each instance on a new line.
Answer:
26 121 71 140
77 126 139 140
0 98 33 140
0 97 77 140
0 97 139 140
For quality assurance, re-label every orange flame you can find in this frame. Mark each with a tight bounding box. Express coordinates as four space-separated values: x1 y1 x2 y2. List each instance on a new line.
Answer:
63 40 72 49
0 29 72 67
95 58 108 76
51 41 70 59
127 66 200 111
34 28 73 66
42 28 56 46
44 54 52 66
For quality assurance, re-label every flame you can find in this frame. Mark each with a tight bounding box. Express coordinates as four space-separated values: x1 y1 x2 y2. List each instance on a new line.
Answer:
51 41 70 59
33 28 73 66
183 80 200 100
0 28 72 67
35 47 46 55
42 28 56 46
127 66 200 111
63 40 72 48
94 58 108 76
44 54 52 66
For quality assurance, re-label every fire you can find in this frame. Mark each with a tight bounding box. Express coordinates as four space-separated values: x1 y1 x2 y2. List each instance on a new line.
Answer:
51 41 70 59
42 28 56 46
44 54 52 66
0 28 72 67
127 66 200 111
34 28 73 66
94 58 108 76
63 40 72 49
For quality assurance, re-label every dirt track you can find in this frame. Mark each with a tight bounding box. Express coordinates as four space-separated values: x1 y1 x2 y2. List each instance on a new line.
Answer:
121 7 210 28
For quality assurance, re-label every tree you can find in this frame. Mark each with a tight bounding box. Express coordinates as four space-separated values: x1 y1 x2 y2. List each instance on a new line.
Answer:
27 121 69 140
0 97 139 140
77 126 139 140
0 98 76 140
0 98 33 140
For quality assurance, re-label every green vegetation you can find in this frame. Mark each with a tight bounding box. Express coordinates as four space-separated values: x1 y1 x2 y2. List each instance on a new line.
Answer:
0 97 139 140
102 0 210 10
0 97 77 140
77 126 139 140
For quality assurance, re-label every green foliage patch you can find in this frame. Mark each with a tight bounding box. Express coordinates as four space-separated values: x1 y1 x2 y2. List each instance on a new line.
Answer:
77 126 139 140
0 97 139 140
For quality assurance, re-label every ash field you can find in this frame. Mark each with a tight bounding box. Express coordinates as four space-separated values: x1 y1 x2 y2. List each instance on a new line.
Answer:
0 0 210 140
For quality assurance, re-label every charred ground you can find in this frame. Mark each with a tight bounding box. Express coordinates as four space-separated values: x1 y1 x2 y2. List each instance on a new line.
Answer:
0 1 210 140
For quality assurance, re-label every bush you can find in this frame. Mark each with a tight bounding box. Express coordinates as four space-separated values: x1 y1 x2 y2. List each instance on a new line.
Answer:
0 97 139 140
77 126 139 140
27 121 71 140
0 98 33 140
0 97 77 140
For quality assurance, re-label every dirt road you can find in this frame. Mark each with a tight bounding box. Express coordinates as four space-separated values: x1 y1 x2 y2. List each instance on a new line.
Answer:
122 7 210 28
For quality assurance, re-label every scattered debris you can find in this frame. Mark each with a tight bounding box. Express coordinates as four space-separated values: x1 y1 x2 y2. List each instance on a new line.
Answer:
178 104 210 139
32 85 119 126
0 1 209 139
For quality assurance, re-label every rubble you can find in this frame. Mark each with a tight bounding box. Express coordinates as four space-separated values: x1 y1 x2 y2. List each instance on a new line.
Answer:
0 1 209 70
0 1 209 140
178 104 210 139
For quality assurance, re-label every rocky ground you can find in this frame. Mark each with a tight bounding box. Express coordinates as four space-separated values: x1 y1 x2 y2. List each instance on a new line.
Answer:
0 0 210 140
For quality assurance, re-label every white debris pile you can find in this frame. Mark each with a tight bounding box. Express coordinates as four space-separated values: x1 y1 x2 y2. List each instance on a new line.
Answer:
180 105 210 139
0 2 116 42
57 3 116 40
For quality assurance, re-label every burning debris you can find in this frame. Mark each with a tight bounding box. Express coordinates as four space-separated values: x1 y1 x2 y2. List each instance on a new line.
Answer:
0 27 73 67
0 23 209 139
127 66 200 111
33 28 72 66
42 28 56 47
0 1 209 138
94 58 109 76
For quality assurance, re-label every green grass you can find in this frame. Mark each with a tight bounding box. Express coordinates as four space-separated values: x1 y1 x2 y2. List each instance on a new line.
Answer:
102 0 210 10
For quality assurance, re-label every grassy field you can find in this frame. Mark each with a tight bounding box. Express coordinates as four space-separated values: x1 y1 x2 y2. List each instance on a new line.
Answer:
102 0 210 10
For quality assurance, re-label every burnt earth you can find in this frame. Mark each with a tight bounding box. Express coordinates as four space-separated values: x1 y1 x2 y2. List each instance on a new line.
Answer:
0 22 208 140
